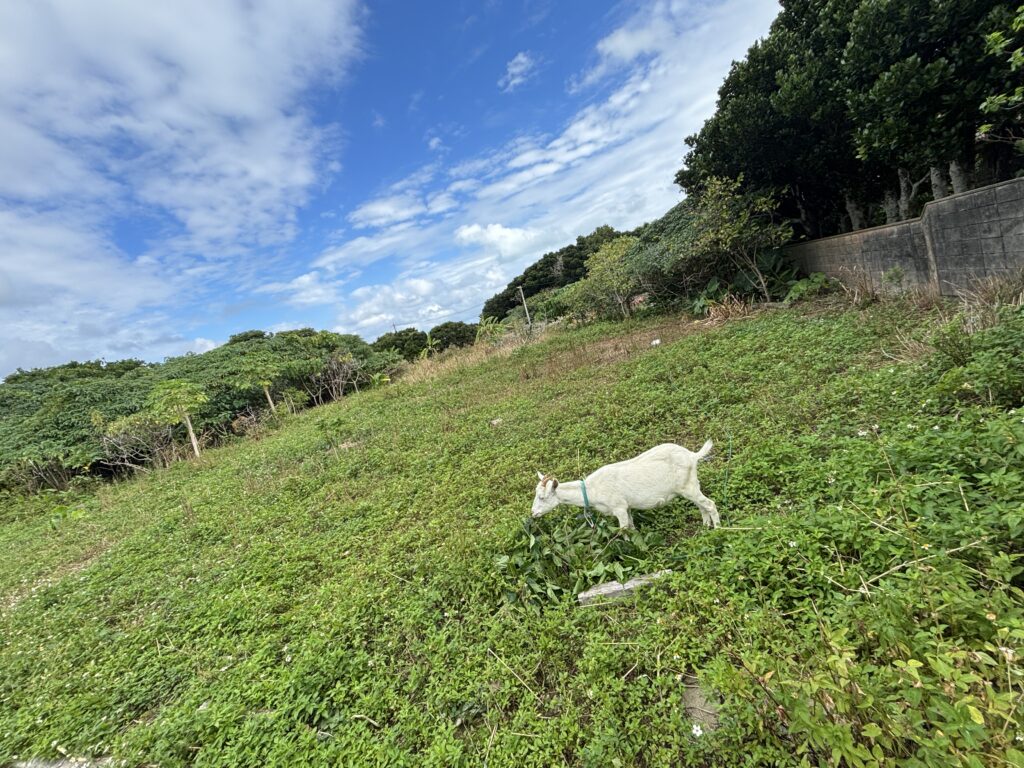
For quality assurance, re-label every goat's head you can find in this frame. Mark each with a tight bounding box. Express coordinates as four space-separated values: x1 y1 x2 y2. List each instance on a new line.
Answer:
531 471 560 517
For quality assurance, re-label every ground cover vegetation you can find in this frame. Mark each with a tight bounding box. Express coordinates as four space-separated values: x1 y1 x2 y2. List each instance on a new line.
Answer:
2 291 1022 766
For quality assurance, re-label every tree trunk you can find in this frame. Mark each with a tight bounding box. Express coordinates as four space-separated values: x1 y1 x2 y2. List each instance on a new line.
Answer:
184 414 201 458
614 291 629 319
897 168 929 220
844 194 866 230
793 188 817 239
929 166 950 200
898 168 913 220
949 159 970 194
263 385 277 414
883 190 900 223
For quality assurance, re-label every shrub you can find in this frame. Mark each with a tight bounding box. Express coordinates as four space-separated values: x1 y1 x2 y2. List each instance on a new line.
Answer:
784 272 837 304
932 305 1024 408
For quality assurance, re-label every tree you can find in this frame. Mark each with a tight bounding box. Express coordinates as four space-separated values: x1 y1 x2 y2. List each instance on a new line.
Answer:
418 333 441 360
475 316 503 345
428 321 477 351
561 234 638 319
980 4 1024 154
145 380 208 458
226 330 268 345
844 0 1012 207
229 350 283 414
480 226 621 320
687 178 794 303
372 328 429 361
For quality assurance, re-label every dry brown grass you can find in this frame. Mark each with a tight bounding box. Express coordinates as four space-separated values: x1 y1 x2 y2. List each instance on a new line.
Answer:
706 294 754 324
834 265 879 307
879 269 1024 364
952 269 1024 333
397 325 550 386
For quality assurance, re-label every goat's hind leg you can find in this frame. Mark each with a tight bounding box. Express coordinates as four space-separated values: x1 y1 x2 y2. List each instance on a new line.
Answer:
681 484 720 528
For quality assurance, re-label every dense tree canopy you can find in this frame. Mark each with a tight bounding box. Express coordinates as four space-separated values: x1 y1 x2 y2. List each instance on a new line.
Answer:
428 321 477 351
0 329 398 490
480 226 622 321
678 0 1022 235
371 328 429 361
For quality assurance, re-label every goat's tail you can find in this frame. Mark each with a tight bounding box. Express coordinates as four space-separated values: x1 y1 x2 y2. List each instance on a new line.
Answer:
695 439 714 461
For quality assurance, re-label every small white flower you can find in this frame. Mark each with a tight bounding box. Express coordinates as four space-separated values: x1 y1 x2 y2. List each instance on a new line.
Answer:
999 646 1016 662
907 423 916 429
933 425 940 430
789 541 797 548
827 474 836 484
857 429 869 437
1016 732 1023 742
872 424 879 430
692 724 704 738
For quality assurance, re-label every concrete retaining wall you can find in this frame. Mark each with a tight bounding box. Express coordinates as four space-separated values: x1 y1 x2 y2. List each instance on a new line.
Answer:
787 178 1024 295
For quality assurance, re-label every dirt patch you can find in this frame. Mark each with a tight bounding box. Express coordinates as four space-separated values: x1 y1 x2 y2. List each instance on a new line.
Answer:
680 672 720 731
540 316 713 377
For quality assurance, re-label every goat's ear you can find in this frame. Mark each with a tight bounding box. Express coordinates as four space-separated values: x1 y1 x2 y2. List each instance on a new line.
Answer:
550 479 558 490
537 470 544 481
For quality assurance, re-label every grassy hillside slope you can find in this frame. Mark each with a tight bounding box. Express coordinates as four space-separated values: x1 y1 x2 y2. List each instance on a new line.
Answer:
2 301 1022 767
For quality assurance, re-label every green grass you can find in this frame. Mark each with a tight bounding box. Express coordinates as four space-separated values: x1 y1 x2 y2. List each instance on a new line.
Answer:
1 301 1022 767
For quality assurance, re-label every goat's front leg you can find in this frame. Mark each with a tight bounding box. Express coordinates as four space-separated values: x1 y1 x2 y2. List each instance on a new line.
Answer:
611 507 634 530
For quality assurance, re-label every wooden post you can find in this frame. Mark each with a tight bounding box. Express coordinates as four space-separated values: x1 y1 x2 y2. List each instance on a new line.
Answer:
517 285 532 328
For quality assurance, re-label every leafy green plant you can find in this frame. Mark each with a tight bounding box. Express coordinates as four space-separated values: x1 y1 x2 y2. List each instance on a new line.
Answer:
495 514 661 608
932 305 1024 407
784 272 836 304
145 380 208 458
689 277 726 316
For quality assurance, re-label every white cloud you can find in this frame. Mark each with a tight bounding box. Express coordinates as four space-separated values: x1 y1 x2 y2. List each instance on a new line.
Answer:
499 51 539 92
0 0 363 375
569 0 683 91
256 270 342 307
455 223 537 258
348 193 428 228
428 136 444 151
427 192 458 215
192 337 219 353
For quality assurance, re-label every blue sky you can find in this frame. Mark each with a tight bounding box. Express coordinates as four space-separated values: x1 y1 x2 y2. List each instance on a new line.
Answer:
0 0 780 376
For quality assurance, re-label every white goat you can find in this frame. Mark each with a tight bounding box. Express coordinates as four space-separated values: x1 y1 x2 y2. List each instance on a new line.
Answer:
531 440 719 530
